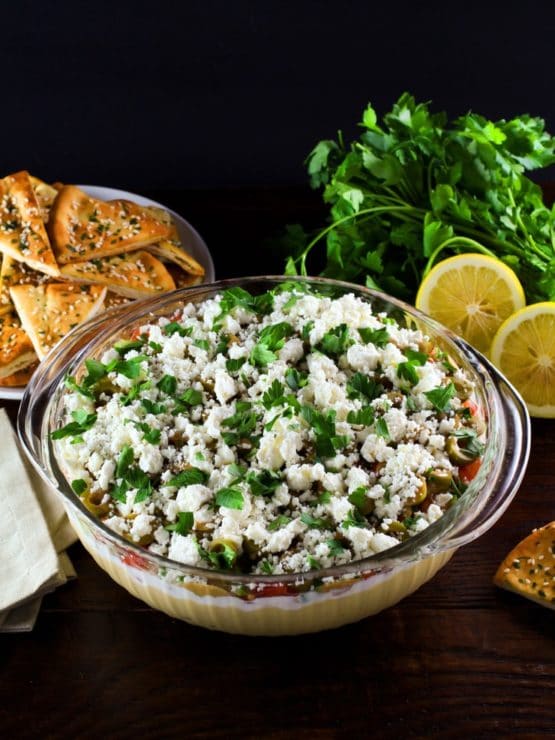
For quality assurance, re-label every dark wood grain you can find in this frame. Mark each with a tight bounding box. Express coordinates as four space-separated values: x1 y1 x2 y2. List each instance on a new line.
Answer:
2 187 555 739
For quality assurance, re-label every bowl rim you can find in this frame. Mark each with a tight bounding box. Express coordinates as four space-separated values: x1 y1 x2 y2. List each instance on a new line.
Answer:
18 275 531 587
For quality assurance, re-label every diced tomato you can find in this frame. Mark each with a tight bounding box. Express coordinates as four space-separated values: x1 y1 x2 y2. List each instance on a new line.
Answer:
129 327 144 340
256 583 291 598
459 458 481 483
121 551 149 570
462 399 479 416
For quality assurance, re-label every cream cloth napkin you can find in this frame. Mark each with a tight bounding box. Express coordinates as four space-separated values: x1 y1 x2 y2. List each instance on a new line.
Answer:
0 408 78 632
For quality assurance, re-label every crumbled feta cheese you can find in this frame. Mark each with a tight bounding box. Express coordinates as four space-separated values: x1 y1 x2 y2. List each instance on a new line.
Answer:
54 286 484 575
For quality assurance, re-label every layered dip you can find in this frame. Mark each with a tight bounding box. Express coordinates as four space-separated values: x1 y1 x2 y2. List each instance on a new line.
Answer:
52 283 485 576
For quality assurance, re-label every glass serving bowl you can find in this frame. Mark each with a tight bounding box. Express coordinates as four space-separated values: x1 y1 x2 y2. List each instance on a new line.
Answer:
18 276 531 635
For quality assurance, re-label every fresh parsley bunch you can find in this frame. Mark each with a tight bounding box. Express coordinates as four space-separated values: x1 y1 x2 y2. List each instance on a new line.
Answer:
285 93 555 301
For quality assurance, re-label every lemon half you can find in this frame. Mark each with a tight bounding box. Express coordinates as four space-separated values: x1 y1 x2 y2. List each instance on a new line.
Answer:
415 253 526 354
490 302 555 418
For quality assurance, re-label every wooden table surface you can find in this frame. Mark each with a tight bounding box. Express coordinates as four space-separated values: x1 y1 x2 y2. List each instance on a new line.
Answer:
1 188 554 739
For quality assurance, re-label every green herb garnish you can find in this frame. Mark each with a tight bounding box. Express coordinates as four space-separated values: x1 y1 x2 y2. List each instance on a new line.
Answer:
284 92 555 303
424 382 456 413
165 511 194 535
51 409 97 439
215 487 244 510
167 467 208 487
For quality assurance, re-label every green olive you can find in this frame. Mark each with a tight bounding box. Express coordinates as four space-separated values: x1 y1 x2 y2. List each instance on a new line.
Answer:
92 377 118 395
406 478 428 506
453 375 473 400
446 436 479 465
387 521 407 535
209 538 240 567
242 538 259 558
83 490 110 517
426 468 453 493
209 538 239 553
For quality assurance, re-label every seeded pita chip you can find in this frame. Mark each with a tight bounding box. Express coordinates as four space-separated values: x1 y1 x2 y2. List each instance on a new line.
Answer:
59 250 176 298
0 253 52 316
168 264 204 289
494 522 555 609
135 205 205 278
49 185 173 264
0 361 38 386
10 283 106 360
146 240 205 278
29 175 59 222
0 171 60 277
104 291 132 311
0 312 37 379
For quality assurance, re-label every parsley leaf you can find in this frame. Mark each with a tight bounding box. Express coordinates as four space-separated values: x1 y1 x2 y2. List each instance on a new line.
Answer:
317 323 352 357
116 445 134 478
163 321 192 337
346 372 382 401
397 361 420 386
262 379 287 410
260 560 274 575
375 417 390 439
114 339 145 355
249 343 277 368
226 357 246 373
347 407 375 426
178 388 203 407
358 327 390 347
257 322 294 350
247 470 282 497
157 374 177 395
250 322 294 367
165 511 194 535
106 355 148 379
71 479 87 496
300 512 332 530
326 538 346 556
51 410 97 439
300 405 349 458
222 401 258 433
284 367 308 391
215 487 244 510
424 382 456 412
348 486 369 511
268 515 291 531
213 286 274 329
167 467 208 487
341 508 367 529
141 398 166 415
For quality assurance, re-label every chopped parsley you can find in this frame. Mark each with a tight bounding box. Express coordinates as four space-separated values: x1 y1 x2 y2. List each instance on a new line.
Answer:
165 511 194 535
215 487 244 510
167 467 208 487
317 323 352 357
300 405 349 458
346 372 382 402
424 382 456 413
358 327 390 347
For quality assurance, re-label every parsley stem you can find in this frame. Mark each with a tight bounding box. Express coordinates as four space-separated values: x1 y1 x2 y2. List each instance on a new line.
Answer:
423 236 496 276
298 205 420 275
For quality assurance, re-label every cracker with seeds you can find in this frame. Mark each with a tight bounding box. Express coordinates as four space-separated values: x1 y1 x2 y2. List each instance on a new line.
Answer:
494 522 555 609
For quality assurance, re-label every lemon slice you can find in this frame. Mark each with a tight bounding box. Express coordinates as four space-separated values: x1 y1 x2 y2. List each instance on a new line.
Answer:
490 303 555 417
415 253 526 354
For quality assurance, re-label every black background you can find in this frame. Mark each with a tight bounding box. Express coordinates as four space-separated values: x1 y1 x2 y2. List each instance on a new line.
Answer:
3 0 555 190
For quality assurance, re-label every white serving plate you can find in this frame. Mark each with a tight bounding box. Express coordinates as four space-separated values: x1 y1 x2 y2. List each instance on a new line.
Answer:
0 185 215 401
